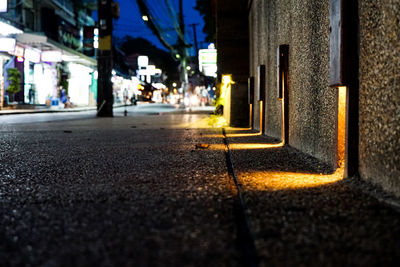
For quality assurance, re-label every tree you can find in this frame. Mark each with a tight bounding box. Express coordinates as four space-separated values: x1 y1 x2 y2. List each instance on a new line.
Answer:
195 0 216 43
6 68 21 102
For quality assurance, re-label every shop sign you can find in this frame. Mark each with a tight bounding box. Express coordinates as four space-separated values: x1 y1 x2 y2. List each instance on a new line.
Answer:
94 28 99 49
41 51 62 62
58 21 81 50
0 37 15 52
138 65 156 76
0 21 23 36
25 48 41 63
199 48 217 77
199 49 217 65
83 26 95 56
14 45 24 57
138 56 149 68
0 0 7 13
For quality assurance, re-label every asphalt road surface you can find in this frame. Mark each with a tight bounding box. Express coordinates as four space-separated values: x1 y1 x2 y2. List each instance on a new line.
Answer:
0 108 241 266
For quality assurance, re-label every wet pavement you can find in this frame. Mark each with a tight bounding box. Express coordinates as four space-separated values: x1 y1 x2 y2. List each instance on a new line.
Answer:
0 108 399 266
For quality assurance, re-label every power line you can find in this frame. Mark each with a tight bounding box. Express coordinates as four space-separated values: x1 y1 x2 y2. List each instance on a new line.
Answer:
135 0 177 51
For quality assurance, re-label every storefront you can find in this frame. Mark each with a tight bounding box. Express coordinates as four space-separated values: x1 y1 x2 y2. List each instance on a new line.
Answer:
23 48 41 104
0 52 11 108
0 20 23 108
68 62 93 106
17 32 97 107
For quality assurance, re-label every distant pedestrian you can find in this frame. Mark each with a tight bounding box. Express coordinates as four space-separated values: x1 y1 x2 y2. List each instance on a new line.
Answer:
123 88 129 105
131 94 137 105
60 89 68 104
28 88 34 104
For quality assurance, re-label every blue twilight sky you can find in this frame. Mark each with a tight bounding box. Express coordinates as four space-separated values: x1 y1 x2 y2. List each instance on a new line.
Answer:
112 0 207 55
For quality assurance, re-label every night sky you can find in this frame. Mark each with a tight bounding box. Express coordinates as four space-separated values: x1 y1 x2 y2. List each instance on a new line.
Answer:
113 0 207 55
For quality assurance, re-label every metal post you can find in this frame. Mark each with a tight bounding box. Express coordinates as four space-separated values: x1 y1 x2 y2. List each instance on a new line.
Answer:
190 23 199 70
178 0 189 107
97 0 113 117
179 0 188 84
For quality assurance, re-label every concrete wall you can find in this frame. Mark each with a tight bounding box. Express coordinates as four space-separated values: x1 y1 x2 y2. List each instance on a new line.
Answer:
248 0 400 197
216 0 249 127
249 0 337 168
358 0 400 196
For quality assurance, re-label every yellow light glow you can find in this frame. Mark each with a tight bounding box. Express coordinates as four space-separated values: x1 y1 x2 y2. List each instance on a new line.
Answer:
249 103 253 129
178 115 227 129
202 131 259 138
221 75 233 99
142 15 149 21
259 100 263 134
240 167 344 191
337 86 347 168
209 142 283 150
226 132 261 137
202 133 225 138
222 75 231 84
281 71 285 143
226 127 252 131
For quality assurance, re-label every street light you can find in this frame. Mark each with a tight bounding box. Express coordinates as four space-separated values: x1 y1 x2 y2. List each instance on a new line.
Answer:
142 15 149 21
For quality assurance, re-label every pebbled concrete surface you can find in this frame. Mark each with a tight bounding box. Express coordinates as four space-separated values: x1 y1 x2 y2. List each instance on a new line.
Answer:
0 113 241 267
358 0 400 197
225 128 400 267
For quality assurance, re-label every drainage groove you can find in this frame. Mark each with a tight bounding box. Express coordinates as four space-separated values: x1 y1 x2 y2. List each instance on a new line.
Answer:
222 128 259 267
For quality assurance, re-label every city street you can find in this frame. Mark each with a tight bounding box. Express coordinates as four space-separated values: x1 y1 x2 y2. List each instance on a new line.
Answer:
0 105 399 266
1 0 399 265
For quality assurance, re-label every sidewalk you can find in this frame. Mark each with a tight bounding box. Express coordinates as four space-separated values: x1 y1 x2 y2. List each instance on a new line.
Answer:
0 103 215 115
0 104 98 115
222 127 400 266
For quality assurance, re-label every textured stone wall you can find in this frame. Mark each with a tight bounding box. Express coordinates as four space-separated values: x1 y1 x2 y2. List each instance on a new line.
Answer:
359 0 400 196
250 0 337 168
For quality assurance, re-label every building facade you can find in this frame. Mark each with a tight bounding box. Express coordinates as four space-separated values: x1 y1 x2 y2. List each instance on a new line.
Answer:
217 0 400 197
0 0 97 108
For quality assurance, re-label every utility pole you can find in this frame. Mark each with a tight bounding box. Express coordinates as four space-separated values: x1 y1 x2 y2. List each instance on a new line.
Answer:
97 0 113 117
189 23 199 71
178 0 188 86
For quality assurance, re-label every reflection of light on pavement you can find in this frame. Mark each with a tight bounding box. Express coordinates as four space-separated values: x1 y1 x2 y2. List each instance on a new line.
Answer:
202 133 225 138
203 128 259 138
209 142 283 150
178 115 215 128
227 127 252 131
180 115 228 129
240 168 344 191
225 132 261 137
